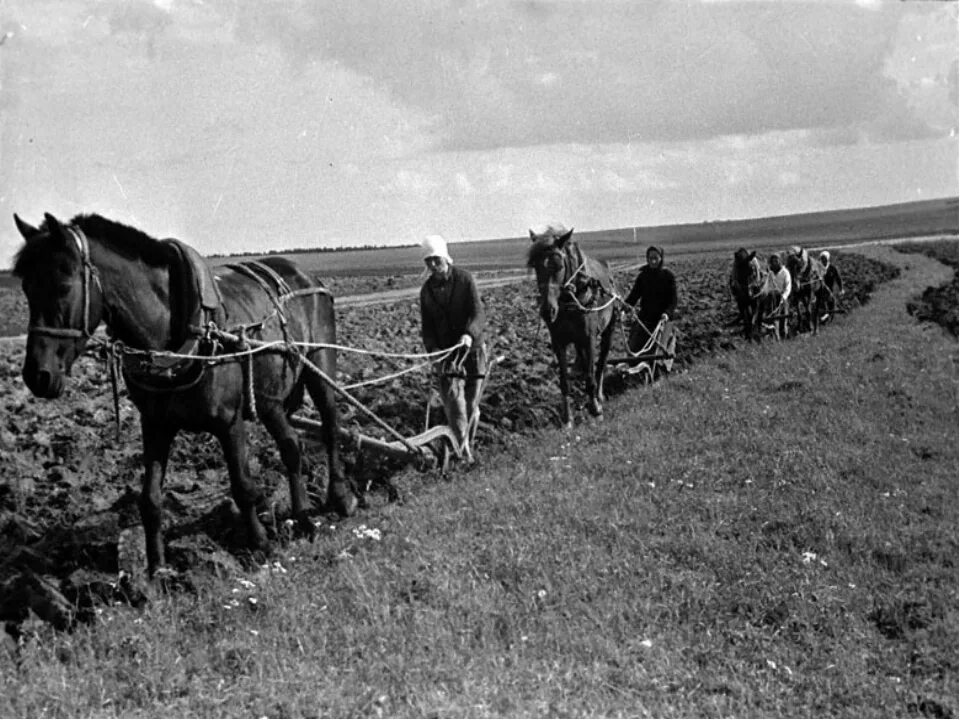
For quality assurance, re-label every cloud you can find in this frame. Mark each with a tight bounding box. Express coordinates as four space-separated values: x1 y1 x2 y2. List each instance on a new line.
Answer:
212 0 955 152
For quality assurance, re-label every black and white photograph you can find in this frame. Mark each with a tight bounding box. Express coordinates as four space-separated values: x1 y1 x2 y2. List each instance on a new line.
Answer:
0 1 956 716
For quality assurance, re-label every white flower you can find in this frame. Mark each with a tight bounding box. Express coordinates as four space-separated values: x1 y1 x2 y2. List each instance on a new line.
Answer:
801 551 818 564
352 525 382 541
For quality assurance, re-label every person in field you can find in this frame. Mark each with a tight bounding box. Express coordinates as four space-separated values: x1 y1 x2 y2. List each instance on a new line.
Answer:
818 250 844 320
765 253 792 337
419 234 487 464
622 245 677 353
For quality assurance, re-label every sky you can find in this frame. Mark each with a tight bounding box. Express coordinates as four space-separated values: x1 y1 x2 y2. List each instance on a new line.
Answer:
0 0 956 264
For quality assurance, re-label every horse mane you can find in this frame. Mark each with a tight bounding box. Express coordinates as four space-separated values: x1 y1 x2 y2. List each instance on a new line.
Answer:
787 251 822 283
13 213 172 277
72 214 172 266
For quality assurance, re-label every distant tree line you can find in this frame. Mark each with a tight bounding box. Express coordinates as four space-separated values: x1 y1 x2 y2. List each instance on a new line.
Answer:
207 243 418 260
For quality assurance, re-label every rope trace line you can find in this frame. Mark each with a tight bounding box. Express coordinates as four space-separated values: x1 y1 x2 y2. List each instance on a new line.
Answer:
92 332 469 391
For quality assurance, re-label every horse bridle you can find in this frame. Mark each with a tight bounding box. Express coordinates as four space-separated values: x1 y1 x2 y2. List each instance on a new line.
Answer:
27 225 102 341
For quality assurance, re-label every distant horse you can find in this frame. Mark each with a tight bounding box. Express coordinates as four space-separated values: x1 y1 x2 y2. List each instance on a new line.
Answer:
728 248 764 339
786 250 828 335
13 212 358 577
527 225 617 426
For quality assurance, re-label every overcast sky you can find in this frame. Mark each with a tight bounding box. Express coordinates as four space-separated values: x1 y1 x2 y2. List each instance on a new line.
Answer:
0 0 956 264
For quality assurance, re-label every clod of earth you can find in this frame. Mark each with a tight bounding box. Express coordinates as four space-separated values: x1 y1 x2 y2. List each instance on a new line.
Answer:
0 252 898 629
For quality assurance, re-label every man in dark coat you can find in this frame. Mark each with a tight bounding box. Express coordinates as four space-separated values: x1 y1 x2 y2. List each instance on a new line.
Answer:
622 245 678 352
419 235 487 463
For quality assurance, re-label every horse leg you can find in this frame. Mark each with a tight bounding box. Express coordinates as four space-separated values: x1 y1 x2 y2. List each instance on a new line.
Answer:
139 418 176 578
739 299 752 339
304 364 358 516
553 342 573 428
215 420 269 552
258 400 312 531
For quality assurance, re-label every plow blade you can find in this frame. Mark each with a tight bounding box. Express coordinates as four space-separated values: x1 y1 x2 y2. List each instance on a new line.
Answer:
289 415 460 471
606 352 675 365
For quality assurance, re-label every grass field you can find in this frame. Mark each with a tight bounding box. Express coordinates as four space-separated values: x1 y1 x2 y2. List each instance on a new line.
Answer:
1 242 955 717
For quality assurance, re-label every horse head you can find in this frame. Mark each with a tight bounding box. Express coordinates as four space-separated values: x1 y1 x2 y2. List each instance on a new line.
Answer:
12 213 105 398
527 224 575 325
732 248 762 298
785 249 816 286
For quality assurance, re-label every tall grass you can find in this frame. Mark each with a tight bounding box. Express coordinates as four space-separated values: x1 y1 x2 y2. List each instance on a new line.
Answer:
1 244 956 718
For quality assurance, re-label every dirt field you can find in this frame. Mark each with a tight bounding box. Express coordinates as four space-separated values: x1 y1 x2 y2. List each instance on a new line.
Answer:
0 247 901 629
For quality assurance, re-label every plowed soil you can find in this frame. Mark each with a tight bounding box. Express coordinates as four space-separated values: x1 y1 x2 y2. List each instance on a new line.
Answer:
0 251 899 628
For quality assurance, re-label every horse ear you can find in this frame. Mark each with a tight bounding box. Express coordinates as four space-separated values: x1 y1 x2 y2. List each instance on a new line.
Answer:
554 229 574 248
748 251 756 261
13 214 39 240
43 212 65 237
529 229 537 242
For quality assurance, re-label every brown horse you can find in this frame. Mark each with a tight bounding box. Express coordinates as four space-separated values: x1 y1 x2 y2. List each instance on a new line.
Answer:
13 212 358 577
786 249 828 335
527 225 616 427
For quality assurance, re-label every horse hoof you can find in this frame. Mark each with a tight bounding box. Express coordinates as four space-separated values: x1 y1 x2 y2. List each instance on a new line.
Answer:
293 513 317 539
331 491 359 518
148 566 195 595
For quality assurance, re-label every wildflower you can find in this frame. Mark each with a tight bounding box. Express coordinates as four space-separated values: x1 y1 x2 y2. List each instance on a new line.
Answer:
640 639 653 648
801 551 817 564
352 525 382 541
237 578 256 589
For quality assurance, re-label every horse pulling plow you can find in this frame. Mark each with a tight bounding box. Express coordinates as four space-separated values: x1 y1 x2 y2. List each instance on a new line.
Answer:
109 285 499 478
11 212 496 580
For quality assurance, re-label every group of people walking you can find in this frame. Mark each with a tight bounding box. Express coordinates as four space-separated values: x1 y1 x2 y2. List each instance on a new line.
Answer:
761 246 845 335
417 233 844 465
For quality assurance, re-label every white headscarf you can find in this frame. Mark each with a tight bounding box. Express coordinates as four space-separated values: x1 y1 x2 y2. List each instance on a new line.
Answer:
422 234 453 263
819 250 830 266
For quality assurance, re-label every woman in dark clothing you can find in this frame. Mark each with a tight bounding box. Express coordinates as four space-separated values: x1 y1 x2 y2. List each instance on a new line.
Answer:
622 245 678 352
419 235 486 463
818 250 844 320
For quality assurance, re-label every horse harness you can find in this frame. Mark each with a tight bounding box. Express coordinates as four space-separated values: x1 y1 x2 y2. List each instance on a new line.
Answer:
27 225 103 343
791 254 823 291
36 224 330 423
556 244 614 313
